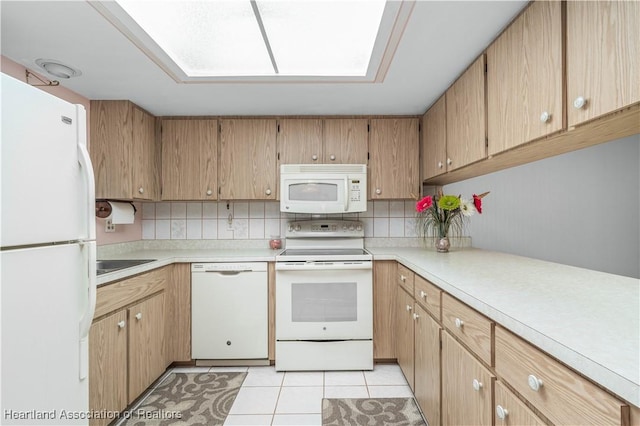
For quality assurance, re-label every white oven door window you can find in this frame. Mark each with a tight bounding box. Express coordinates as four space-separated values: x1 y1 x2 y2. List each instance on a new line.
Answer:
291 282 357 322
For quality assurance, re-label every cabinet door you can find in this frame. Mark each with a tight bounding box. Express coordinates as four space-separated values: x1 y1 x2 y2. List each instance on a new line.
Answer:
567 1 639 126
219 119 277 200
89 310 127 426
487 1 563 155
277 118 323 164
414 304 441 426
446 56 486 171
396 287 415 390
132 107 158 200
324 118 369 164
128 293 166 403
369 118 419 199
161 119 217 200
90 100 133 199
442 332 494 426
422 95 447 180
373 261 396 359
494 380 546 426
165 264 191 364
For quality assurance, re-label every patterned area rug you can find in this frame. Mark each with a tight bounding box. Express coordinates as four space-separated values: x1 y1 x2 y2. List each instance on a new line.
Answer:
121 372 246 426
322 398 427 426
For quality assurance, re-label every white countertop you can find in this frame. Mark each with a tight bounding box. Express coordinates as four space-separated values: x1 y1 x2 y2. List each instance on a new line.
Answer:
96 245 640 407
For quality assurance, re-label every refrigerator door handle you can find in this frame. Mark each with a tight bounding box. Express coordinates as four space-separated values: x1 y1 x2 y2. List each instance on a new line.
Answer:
78 241 96 380
76 106 96 241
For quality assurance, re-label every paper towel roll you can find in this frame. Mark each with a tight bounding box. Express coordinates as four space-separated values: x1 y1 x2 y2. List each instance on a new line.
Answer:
107 201 135 224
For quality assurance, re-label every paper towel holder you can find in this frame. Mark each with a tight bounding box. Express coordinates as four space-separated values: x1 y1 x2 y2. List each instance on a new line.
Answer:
95 200 136 218
95 201 112 218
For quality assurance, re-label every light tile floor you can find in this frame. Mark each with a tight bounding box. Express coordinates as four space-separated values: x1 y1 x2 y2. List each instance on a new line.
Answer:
120 363 413 426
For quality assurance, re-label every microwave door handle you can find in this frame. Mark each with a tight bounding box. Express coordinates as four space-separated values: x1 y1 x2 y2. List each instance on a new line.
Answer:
344 178 349 211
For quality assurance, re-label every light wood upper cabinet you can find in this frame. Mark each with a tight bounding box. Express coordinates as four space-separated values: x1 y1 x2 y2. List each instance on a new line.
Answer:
567 0 640 127
422 95 447 180
369 118 419 199
277 119 323 164
487 1 563 155
323 118 368 164
90 100 158 200
442 332 495 426
445 55 487 171
219 119 277 200
89 310 127 426
128 292 165 404
161 119 217 200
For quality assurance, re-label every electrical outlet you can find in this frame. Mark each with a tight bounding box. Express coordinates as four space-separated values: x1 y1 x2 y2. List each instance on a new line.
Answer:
105 219 116 233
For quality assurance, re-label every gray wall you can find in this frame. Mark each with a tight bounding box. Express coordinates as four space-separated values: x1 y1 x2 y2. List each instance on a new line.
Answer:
444 134 640 278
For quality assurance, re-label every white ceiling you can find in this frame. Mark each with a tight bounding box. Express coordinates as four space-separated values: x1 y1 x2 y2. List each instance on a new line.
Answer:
1 1 527 117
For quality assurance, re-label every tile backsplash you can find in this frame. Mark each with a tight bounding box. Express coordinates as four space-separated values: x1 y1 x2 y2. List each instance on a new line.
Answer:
140 200 420 240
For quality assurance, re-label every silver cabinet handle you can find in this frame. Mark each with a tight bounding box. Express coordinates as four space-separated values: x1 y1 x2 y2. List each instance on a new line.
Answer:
138 187 144 194
312 154 318 161
117 320 126 329
206 189 213 196
265 188 272 196
330 154 336 161
135 312 142 321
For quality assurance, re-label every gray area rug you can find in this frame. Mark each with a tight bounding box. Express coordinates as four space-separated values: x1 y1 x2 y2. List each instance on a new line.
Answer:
323 398 427 426
121 372 246 426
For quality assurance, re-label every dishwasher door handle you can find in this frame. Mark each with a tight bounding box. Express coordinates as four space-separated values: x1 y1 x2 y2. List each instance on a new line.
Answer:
202 270 253 275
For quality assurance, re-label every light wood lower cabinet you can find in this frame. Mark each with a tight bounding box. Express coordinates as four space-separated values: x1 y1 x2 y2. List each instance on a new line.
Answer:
89 311 128 426
494 380 546 426
90 266 187 424
495 325 629 425
396 287 415 390
165 264 191 363
373 261 396 360
442 331 495 426
414 304 441 426
128 292 165 403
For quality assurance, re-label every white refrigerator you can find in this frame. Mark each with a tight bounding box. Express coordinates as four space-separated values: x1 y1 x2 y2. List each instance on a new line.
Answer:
1 73 96 425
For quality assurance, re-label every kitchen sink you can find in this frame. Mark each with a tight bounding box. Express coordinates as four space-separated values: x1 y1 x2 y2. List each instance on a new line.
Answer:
96 259 156 275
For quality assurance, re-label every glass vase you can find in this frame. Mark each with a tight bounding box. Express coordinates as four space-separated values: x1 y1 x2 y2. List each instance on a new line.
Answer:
435 236 450 253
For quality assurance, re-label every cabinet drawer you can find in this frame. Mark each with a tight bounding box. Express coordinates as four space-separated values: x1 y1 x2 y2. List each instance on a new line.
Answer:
414 275 441 320
397 264 414 294
442 293 493 365
95 267 167 318
495 380 546 426
495 326 629 426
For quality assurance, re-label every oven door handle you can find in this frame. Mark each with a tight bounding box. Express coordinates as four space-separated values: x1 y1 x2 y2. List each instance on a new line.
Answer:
276 262 372 271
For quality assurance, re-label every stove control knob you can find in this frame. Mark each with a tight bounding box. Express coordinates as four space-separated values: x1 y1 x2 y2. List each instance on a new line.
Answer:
343 225 348 230
295 224 301 232
349 225 355 231
288 224 294 231
356 224 362 231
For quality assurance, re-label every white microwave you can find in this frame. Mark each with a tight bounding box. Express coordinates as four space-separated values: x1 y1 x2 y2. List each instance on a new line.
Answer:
280 164 367 214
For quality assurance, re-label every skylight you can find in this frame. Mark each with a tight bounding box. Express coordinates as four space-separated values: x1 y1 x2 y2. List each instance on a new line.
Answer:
114 0 387 78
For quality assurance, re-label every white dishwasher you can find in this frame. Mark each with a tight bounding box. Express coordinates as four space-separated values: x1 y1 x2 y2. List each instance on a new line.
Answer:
191 262 268 361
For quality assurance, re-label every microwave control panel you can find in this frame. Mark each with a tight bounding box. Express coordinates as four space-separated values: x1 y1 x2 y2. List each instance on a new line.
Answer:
350 179 363 203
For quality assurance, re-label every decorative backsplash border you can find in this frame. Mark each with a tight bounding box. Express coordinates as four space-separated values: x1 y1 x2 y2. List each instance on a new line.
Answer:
139 200 423 241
